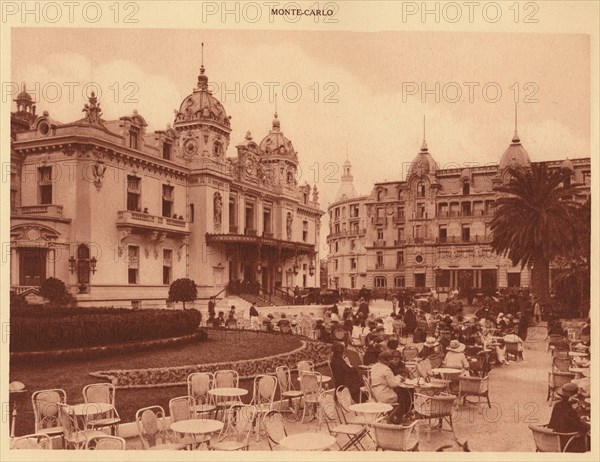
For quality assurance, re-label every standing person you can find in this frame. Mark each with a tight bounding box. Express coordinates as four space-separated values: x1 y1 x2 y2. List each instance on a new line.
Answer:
208 297 216 318
391 294 398 315
533 297 542 324
548 383 590 452
357 297 370 318
249 303 259 329
517 311 530 341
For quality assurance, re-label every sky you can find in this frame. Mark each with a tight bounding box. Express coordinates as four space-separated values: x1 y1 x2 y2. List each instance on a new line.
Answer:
11 28 590 233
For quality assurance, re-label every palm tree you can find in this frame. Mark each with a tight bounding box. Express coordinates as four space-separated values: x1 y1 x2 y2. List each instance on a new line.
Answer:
490 164 580 303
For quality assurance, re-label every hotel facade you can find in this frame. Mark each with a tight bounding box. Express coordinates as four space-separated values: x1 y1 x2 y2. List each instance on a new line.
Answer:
10 65 323 307
326 130 590 296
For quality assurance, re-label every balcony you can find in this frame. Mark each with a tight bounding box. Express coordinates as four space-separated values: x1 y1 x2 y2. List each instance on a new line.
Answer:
116 210 190 235
263 231 274 238
14 204 64 218
229 225 239 234
373 240 386 247
394 239 407 247
375 263 385 269
244 228 257 236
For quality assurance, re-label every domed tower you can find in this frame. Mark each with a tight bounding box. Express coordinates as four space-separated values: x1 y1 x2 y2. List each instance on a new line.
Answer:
11 85 37 136
407 138 438 180
173 45 231 163
498 105 531 173
259 110 299 186
335 158 358 202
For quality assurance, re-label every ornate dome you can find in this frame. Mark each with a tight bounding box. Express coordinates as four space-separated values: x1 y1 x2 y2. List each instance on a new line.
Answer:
499 131 530 171
15 87 33 102
259 112 297 159
407 139 437 178
174 65 230 129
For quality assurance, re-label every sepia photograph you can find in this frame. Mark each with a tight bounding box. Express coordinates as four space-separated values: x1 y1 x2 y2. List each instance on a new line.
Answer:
1 1 598 460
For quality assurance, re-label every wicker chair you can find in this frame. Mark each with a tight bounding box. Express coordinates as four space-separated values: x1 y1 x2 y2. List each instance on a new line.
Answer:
529 424 579 452
263 410 287 450
547 372 577 403
373 419 419 451
11 433 52 449
31 389 67 444
85 435 126 450
187 372 217 418
208 404 256 451
275 366 303 420
213 370 241 419
297 360 315 375
458 375 491 408
547 334 565 352
135 405 188 450
413 393 457 441
402 346 419 362
319 390 368 451
504 341 522 362
552 357 572 373
168 396 198 448
82 383 121 435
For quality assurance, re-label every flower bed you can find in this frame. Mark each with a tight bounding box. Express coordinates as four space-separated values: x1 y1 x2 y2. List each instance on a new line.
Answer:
90 338 331 389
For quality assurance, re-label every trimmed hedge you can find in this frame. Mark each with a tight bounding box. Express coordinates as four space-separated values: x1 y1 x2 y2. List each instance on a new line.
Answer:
10 307 202 352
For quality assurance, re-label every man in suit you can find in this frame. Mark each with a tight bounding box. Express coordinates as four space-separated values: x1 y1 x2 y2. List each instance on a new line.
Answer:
548 383 590 452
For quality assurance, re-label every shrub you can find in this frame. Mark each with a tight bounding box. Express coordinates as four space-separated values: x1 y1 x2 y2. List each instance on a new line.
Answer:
10 307 202 352
168 278 197 309
39 277 74 307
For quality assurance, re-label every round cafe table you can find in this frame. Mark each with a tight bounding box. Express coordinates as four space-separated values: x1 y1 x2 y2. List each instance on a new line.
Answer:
296 375 332 384
208 388 248 439
349 402 393 425
70 402 114 416
279 432 336 451
171 418 223 448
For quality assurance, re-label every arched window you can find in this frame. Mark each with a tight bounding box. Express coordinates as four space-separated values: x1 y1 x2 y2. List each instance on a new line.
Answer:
416 181 426 198
377 189 384 201
463 181 470 195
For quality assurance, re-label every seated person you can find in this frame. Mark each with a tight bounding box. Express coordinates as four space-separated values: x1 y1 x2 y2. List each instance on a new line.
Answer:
419 337 439 359
443 340 470 372
363 335 384 366
548 383 590 452
369 351 413 424
314 319 330 342
329 342 365 403
277 313 291 331
262 314 274 333
216 311 225 327
503 332 524 359
389 349 412 378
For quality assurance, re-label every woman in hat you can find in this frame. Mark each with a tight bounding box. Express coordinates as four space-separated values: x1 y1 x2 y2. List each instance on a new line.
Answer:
329 342 365 403
443 340 470 371
548 383 590 452
419 336 439 359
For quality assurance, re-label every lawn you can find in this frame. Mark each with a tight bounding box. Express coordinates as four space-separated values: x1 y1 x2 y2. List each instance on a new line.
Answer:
10 329 303 436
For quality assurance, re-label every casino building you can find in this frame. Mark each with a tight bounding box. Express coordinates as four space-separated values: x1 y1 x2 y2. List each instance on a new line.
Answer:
326 126 590 296
10 64 324 307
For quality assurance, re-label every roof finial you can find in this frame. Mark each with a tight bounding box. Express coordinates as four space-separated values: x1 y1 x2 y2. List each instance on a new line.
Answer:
274 93 278 118
200 42 205 74
420 115 428 152
512 102 520 144
272 94 280 131
346 142 349 161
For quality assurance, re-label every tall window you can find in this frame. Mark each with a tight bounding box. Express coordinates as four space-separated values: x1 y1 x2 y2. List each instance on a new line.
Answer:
351 257 357 270
350 239 356 250
162 185 174 217
190 203 195 223
394 276 405 288
463 181 470 195
229 197 237 230
439 225 447 242
417 181 426 198
128 246 139 284
376 252 384 268
377 228 384 240
127 176 141 212
396 251 404 267
414 225 423 239
263 207 272 235
10 188 17 212
351 204 359 217
334 259 338 271
377 190 384 201
245 202 255 232
416 203 426 219
38 166 52 205
335 242 339 253
461 224 470 242
397 228 404 242
350 276 356 289
213 142 222 157
397 206 405 218
163 142 172 160
302 221 308 242
163 249 173 285
129 126 139 150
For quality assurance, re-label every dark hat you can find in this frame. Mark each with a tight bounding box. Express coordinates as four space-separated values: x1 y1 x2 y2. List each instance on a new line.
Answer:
267 313 274 318
557 383 578 398
378 351 394 361
391 349 403 358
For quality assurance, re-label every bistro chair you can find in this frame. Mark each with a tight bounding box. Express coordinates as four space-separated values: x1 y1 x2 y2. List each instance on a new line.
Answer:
168 396 198 448
135 405 187 450
319 390 368 451
249 374 277 441
57 403 107 450
402 346 419 363
414 359 449 393
297 360 315 375
547 372 577 403
547 334 565 352
82 383 121 435
209 404 256 451
275 366 303 419
504 341 522 362
299 371 323 424
263 410 287 450
85 435 126 450
529 424 579 452
335 386 367 426
187 372 217 418
11 433 52 449
31 389 67 443
552 348 570 360
213 370 241 419
372 419 420 451
458 375 491 408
